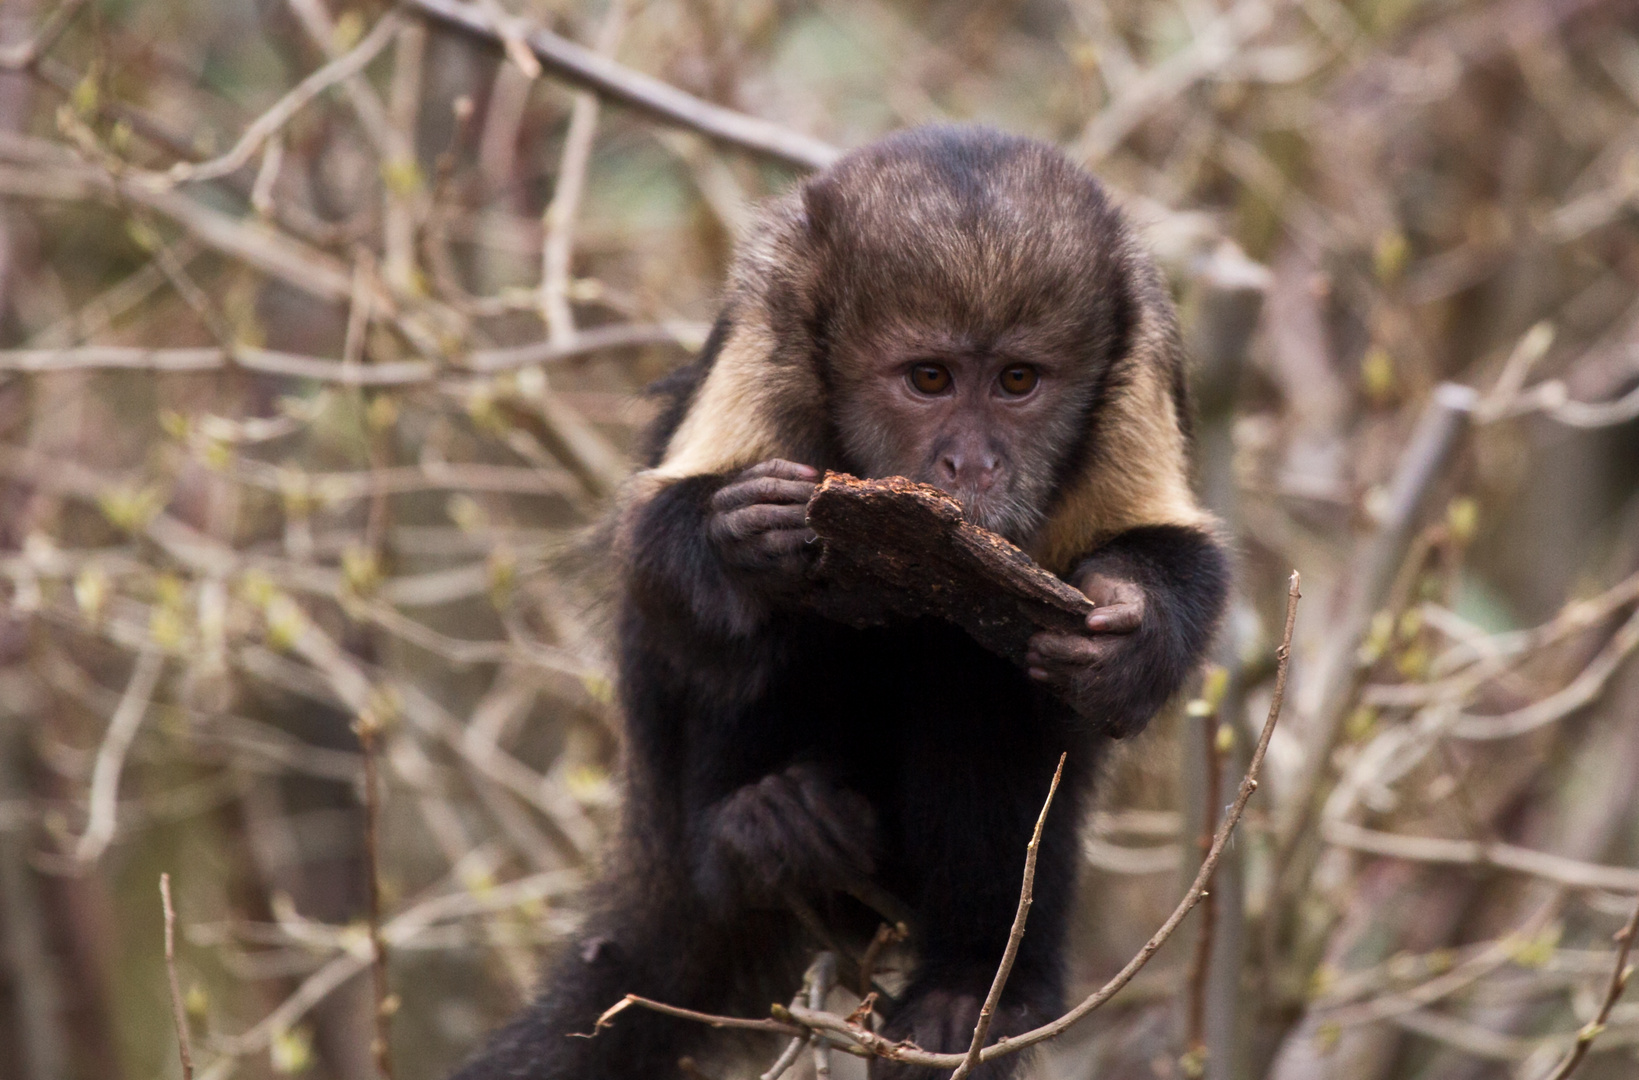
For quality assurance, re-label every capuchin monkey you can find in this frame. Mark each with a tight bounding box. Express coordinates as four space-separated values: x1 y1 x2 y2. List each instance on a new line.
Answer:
452 126 1229 1080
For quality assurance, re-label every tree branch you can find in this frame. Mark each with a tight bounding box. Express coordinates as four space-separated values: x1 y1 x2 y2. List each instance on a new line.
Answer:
401 0 839 172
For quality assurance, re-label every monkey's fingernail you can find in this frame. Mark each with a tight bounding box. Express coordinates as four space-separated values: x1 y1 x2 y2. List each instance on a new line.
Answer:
1028 667 1048 680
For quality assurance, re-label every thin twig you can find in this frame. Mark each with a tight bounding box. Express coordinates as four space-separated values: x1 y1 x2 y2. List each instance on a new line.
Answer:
1183 703 1227 1070
71 648 165 864
1072 0 1280 162
161 873 195 1080
810 952 836 1079
196 870 580 1080
858 921 907 998
1539 891 1639 1080
760 991 810 1080
0 0 90 71
950 753 1066 1080
1273 386 1473 906
283 0 398 159
472 0 542 77
140 12 401 188
540 0 626 342
592 994 806 1038
0 321 702 382
358 703 395 1080
1322 821 1639 893
382 17 427 296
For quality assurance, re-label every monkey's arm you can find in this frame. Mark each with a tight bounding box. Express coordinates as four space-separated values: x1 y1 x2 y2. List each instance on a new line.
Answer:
622 460 819 640
1025 525 1229 736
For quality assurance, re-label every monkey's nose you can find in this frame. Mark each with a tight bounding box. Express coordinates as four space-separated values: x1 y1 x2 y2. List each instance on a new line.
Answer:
938 452 1000 492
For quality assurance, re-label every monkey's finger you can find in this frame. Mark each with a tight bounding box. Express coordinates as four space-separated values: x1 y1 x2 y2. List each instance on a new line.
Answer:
1077 571 1145 607
743 459 820 482
768 770 873 869
757 776 846 869
717 503 809 540
713 476 818 511
1026 631 1104 665
715 789 783 862
753 526 819 555
789 775 874 867
1085 600 1143 634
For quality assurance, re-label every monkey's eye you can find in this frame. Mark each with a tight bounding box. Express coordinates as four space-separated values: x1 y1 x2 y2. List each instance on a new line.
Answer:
998 366 1040 396
909 364 952 395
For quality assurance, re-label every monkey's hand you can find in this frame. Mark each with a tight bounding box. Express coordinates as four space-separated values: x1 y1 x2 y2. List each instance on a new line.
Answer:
1024 570 1154 736
708 459 821 592
697 764 876 910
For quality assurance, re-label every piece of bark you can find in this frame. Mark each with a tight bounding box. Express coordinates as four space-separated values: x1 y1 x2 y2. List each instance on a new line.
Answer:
804 472 1093 663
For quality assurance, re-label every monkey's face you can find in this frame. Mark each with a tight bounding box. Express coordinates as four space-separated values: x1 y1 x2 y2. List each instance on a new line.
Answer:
831 327 1098 543
777 128 1140 542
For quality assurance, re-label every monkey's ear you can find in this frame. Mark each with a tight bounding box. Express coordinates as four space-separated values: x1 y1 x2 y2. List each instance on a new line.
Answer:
800 175 843 243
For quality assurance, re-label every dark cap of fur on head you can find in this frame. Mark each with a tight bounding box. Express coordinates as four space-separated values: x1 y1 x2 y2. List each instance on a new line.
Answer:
787 126 1139 378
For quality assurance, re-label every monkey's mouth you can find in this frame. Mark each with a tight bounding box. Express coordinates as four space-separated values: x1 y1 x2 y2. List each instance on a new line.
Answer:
943 484 1041 544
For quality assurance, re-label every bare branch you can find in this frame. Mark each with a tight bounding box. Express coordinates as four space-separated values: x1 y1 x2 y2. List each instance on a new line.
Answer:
141 12 401 188
809 951 836 1079
70 648 165 865
402 0 840 171
950 753 1066 1080
1324 821 1639 895
197 870 580 1080
0 0 90 72
160 873 195 1080
1274 385 1475 886
0 321 702 382
357 702 396 1080
540 0 626 342
1540 891 1639 1080
1072 0 1281 162
1183 694 1228 1069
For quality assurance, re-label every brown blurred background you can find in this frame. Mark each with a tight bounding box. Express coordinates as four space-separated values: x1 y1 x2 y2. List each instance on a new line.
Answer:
2 0 1639 1078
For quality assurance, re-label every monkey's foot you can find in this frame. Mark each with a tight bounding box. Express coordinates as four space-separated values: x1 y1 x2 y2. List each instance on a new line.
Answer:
869 986 1044 1080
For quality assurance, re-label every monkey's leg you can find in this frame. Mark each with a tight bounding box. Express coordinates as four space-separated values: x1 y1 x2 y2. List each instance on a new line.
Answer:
871 734 1085 1080
451 895 799 1080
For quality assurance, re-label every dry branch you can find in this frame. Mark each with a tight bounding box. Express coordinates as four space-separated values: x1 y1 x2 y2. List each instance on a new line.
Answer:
141 12 402 188
358 703 395 1080
160 873 195 1080
951 754 1066 1080
402 0 839 171
0 0 88 71
70 648 165 865
1540 892 1639 1080
1323 821 1639 893
1274 383 1476 890
0 322 702 382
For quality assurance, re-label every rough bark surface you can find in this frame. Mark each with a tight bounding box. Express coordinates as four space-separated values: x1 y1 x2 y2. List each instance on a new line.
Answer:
804 472 1092 663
